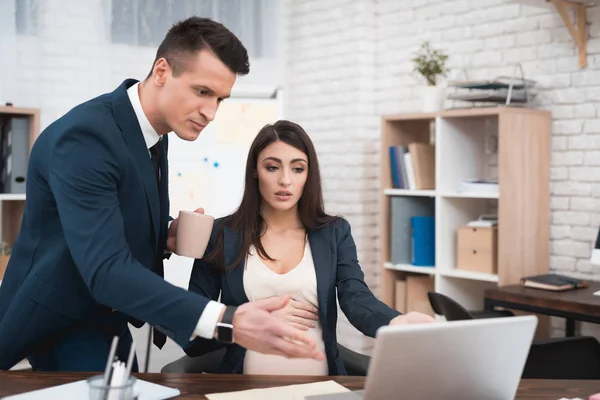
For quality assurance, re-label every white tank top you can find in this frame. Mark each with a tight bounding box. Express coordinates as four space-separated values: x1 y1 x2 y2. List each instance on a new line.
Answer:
242 240 329 375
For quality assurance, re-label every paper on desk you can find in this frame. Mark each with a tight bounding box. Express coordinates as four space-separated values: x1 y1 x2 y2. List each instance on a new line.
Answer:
205 380 350 400
3 378 180 400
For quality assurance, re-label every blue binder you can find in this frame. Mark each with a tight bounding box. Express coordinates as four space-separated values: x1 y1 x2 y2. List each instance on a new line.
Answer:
411 216 435 266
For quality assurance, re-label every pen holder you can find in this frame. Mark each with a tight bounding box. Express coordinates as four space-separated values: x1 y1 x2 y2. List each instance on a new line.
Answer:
87 375 137 400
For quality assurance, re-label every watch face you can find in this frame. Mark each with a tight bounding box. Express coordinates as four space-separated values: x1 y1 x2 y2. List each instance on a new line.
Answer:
218 324 233 343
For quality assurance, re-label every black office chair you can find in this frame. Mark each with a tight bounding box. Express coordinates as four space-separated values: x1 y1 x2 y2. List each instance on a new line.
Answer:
161 343 371 376
427 291 600 379
427 291 514 320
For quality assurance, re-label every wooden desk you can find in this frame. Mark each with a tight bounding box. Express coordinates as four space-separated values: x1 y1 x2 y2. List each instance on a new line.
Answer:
1 371 599 399
484 282 600 336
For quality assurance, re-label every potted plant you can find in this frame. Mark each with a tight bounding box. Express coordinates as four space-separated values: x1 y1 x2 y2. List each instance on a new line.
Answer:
411 41 449 112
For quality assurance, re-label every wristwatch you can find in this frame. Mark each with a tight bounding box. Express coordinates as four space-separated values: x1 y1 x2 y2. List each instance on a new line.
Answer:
216 306 236 344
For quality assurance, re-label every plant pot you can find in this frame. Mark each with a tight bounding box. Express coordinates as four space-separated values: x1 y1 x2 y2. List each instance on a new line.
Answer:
421 85 446 112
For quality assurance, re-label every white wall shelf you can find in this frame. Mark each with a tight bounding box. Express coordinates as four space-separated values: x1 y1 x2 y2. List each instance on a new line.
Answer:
384 189 436 197
438 192 499 199
379 107 551 314
508 0 593 68
0 194 26 201
0 107 40 285
439 269 499 283
384 262 436 275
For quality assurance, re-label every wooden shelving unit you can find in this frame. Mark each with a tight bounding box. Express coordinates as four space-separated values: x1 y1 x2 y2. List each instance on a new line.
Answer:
380 107 551 316
0 106 40 281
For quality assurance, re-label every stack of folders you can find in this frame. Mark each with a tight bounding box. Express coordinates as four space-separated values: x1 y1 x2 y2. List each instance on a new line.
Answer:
467 214 498 228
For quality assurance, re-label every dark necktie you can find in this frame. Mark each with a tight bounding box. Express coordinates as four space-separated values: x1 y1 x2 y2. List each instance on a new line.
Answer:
149 141 167 349
149 141 164 277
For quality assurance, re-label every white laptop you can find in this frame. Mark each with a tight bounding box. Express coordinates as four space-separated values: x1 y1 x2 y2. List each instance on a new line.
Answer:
307 315 537 400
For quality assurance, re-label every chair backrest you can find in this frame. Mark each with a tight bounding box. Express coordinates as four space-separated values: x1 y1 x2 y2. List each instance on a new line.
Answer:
427 291 474 321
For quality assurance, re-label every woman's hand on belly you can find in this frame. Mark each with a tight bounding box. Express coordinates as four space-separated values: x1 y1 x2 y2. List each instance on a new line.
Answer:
272 297 319 331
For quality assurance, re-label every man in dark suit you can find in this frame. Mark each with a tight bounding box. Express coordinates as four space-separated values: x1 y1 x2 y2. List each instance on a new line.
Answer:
0 17 323 372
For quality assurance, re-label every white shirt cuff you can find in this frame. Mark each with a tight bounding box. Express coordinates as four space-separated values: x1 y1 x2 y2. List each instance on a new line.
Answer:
191 301 225 340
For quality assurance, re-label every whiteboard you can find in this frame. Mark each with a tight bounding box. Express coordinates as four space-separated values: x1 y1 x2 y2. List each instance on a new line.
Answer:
164 96 281 289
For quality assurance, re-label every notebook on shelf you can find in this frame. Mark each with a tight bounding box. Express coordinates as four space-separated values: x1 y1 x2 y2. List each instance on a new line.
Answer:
520 273 588 292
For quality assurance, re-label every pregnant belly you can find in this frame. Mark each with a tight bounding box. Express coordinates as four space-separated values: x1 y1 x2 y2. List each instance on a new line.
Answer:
243 325 329 376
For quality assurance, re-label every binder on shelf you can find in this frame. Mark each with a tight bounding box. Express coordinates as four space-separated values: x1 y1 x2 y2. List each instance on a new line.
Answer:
410 216 435 266
390 197 434 265
0 116 30 194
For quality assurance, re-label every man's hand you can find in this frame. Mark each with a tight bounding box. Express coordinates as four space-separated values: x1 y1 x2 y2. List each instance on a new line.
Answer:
231 295 325 360
390 311 436 325
271 297 319 331
167 207 204 253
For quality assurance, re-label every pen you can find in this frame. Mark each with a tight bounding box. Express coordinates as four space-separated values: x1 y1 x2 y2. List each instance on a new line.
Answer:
103 336 119 386
124 343 135 382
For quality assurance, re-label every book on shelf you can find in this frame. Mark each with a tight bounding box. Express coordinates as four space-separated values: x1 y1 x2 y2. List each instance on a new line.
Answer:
388 143 435 190
520 273 588 292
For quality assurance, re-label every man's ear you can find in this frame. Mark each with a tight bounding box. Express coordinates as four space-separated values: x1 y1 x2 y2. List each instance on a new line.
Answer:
152 58 170 86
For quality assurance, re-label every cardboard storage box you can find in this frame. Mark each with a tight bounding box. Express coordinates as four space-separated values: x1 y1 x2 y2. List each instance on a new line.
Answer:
456 226 498 274
406 275 435 317
394 280 407 313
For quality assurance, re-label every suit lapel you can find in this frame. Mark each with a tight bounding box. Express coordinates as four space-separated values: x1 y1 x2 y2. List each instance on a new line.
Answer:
224 226 250 304
308 227 332 323
111 79 160 246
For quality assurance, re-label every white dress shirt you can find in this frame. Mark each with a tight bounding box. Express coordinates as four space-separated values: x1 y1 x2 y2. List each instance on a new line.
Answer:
242 240 328 375
126 82 225 340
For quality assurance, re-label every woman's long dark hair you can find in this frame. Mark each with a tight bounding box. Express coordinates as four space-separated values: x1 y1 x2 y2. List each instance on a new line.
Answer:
205 119 337 271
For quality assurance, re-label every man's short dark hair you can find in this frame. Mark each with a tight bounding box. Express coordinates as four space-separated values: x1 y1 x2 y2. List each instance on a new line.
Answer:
147 16 250 78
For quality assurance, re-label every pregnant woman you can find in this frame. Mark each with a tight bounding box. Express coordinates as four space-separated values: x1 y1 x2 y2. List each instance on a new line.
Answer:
185 120 435 375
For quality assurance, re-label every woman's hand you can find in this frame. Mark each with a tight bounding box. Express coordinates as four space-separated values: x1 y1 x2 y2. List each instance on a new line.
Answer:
390 311 436 326
272 297 319 330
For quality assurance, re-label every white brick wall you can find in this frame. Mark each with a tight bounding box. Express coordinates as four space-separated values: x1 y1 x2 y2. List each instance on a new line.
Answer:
285 0 381 291
285 0 600 338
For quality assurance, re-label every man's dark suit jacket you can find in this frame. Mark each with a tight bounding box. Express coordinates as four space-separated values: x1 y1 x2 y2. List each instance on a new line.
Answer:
186 217 401 375
0 79 210 370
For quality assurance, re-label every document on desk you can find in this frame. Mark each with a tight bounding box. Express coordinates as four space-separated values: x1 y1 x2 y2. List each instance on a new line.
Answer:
205 380 350 400
3 378 180 400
